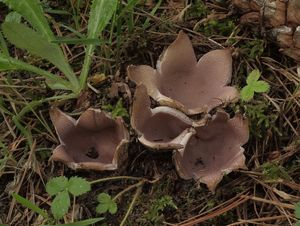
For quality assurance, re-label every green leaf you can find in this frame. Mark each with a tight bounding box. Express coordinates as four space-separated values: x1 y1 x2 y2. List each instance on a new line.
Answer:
5 11 22 23
103 99 129 119
240 85 254 102
96 193 117 214
2 0 54 41
51 37 102 45
87 0 118 39
51 191 70 220
79 0 118 88
0 31 9 56
0 53 72 91
252 80 270 93
246 69 260 85
46 176 68 196
12 193 48 219
43 218 104 226
295 202 300 219
68 176 91 196
2 22 79 91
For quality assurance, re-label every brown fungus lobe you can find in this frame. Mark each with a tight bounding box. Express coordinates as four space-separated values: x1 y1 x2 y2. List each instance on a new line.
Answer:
173 111 249 192
131 85 198 149
128 31 239 115
50 108 129 171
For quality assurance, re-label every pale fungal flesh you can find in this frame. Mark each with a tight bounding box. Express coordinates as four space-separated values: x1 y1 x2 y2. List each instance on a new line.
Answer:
131 85 199 150
128 31 239 115
50 108 129 171
173 111 249 192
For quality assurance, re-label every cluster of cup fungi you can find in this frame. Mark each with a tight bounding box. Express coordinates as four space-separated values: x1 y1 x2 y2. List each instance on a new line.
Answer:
50 31 249 192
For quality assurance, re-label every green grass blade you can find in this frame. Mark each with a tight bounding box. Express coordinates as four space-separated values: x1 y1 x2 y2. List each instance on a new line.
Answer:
143 0 162 29
43 218 104 226
87 0 118 40
2 22 79 91
0 53 72 91
79 0 118 88
51 37 102 45
2 0 54 41
0 31 9 56
57 24 85 38
12 193 49 219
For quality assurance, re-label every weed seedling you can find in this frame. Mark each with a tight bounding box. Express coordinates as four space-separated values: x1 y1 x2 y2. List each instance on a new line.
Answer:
0 0 118 97
145 195 177 224
102 98 129 119
240 69 270 102
262 162 291 181
46 176 91 220
96 193 118 214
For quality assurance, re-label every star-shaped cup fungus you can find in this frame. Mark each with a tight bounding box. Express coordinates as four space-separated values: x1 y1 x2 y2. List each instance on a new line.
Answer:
127 31 239 115
50 108 129 171
131 85 201 150
173 111 249 192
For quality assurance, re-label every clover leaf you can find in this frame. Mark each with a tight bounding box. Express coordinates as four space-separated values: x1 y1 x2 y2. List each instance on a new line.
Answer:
68 176 91 196
51 190 70 220
241 69 270 102
46 176 91 219
46 176 68 196
96 193 117 214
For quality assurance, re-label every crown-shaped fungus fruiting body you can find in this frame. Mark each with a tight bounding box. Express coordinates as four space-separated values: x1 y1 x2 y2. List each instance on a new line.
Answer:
128 31 239 115
50 108 129 171
173 111 249 192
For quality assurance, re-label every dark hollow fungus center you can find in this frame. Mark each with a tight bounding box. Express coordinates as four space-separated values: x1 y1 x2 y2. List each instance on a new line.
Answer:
85 147 99 159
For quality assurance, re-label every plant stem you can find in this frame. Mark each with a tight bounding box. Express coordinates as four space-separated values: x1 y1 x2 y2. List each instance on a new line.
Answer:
79 45 94 89
89 176 143 185
119 184 143 226
113 180 144 201
71 196 76 223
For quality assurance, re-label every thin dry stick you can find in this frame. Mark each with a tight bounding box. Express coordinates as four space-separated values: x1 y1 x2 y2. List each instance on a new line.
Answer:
178 190 250 224
90 176 143 185
113 180 144 201
178 196 250 226
241 195 295 209
228 215 291 225
119 185 143 226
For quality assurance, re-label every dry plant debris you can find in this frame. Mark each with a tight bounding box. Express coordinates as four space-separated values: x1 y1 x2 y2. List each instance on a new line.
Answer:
50 108 129 171
128 31 239 115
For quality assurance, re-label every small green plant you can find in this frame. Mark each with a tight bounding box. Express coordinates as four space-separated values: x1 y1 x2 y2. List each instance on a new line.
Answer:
46 176 91 220
102 99 129 118
11 191 103 225
11 175 146 225
145 195 177 224
242 100 279 138
295 202 300 226
262 162 291 181
240 70 270 102
187 0 207 19
0 0 118 97
202 19 235 37
241 39 265 60
96 193 118 214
